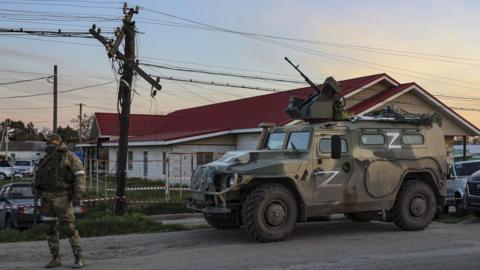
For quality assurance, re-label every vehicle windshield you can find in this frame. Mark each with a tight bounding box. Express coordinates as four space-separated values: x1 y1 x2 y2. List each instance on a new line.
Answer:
14 161 31 166
9 186 34 199
455 162 480 176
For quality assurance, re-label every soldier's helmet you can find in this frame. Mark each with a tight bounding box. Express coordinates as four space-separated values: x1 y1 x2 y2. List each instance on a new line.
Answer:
47 133 62 143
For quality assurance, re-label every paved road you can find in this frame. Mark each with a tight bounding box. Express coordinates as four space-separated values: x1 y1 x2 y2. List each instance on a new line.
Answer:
1 218 479 270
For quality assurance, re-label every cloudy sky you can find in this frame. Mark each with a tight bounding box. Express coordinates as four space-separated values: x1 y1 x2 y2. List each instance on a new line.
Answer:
1 0 480 130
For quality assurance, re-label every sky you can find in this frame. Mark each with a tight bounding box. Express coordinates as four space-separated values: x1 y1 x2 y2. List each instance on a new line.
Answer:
1 0 480 130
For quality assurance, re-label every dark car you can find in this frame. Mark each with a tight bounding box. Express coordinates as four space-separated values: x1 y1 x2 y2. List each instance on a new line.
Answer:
0 183 41 229
466 170 480 218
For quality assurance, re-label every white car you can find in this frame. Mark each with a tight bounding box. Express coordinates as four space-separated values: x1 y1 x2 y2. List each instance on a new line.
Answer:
0 167 13 180
13 160 35 177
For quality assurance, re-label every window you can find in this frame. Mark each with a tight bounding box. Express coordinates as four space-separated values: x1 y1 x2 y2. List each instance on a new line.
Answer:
319 138 348 153
455 162 480 177
402 134 424 145
14 161 30 166
286 132 311 151
127 151 133 170
264 132 286 150
162 152 167 175
9 186 33 199
197 152 214 166
143 151 148 177
361 134 385 145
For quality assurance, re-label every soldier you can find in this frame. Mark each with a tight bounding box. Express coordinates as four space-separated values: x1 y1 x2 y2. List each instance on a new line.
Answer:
33 134 86 268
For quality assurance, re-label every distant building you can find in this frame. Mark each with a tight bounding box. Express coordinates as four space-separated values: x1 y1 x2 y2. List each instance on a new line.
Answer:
0 141 46 162
78 73 480 180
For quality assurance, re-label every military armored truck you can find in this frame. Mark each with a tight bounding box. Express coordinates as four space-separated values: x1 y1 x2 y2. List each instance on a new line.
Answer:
188 62 447 242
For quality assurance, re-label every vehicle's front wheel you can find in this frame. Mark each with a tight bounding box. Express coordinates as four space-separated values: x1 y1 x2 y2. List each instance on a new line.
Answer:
391 180 437 231
345 211 379 222
455 196 468 217
242 183 297 242
0 173 6 180
203 211 241 230
5 216 15 229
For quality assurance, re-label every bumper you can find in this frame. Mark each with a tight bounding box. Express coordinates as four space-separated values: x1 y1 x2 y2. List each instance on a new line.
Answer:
12 213 42 228
445 196 462 206
466 195 480 211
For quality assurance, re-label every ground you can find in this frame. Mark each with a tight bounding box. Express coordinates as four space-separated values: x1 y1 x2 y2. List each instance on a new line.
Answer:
1 217 479 270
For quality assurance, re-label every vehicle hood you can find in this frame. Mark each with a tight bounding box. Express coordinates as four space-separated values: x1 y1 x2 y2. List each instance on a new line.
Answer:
206 150 307 175
446 177 468 196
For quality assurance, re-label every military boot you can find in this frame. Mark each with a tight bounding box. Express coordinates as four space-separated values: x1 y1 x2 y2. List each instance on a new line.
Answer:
45 256 61 268
72 253 86 269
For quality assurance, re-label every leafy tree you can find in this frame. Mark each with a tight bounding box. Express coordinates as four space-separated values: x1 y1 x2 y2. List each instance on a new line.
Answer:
0 119 44 141
70 113 94 141
56 125 79 143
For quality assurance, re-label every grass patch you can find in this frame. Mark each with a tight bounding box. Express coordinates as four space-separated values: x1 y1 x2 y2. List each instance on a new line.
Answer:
0 213 203 243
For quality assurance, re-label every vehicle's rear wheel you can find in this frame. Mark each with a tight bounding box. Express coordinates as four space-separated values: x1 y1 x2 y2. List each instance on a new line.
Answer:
345 211 380 222
203 211 241 230
5 216 15 229
473 211 480 218
391 180 437 231
242 183 297 242
0 173 6 180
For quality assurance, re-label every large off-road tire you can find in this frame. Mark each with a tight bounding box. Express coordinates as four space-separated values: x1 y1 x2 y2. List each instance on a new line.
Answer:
391 180 437 231
345 211 379 222
242 183 297 242
473 211 480 218
203 211 241 230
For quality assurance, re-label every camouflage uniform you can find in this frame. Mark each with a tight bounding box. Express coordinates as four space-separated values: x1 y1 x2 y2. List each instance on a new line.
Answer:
34 141 86 268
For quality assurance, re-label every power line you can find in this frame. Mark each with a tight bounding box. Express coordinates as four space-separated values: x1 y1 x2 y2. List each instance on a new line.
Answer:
0 75 52 85
0 81 114 100
141 7 480 65
140 62 306 84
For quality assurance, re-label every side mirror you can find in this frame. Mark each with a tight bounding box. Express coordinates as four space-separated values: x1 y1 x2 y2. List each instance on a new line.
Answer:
331 135 342 160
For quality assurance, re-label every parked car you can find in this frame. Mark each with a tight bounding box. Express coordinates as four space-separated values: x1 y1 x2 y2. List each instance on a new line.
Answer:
13 160 35 177
445 160 480 216
0 183 41 229
0 166 13 180
466 170 480 217
0 183 86 229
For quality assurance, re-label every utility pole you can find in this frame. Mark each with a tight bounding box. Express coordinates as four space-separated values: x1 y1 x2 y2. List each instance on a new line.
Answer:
76 103 85 143
53 65 58 133
90 3 161 215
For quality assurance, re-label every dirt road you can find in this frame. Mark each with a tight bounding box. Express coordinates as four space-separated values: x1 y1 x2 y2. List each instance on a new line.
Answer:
1 218 479 270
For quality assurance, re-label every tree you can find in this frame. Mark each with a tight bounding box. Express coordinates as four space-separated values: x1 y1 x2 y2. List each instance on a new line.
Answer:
70 113 94 141
56 125 79 143
0 119 44 141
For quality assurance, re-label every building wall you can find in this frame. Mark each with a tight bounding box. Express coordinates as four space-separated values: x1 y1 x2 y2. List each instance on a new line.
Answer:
386 91 472 136
236 133 261 150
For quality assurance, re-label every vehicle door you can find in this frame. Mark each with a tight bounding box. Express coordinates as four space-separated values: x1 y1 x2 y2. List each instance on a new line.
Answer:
0 186 8 227
312 133 353 202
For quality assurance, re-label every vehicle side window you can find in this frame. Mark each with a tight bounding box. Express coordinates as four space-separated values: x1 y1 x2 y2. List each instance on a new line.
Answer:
287 132 311 151
361 134 385 145
0 187 5 198
264 132 286 150
402 134 424 145
319 138 348 153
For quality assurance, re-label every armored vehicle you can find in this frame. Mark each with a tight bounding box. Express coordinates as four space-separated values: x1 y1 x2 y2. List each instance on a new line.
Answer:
188 61 448 242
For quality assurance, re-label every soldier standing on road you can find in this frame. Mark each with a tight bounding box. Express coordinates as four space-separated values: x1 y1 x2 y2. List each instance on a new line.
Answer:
33 134 86 268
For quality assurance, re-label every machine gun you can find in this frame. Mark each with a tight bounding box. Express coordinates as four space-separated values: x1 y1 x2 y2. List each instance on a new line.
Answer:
284 57 347 122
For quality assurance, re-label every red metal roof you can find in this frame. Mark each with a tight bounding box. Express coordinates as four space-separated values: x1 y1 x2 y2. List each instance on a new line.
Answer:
95 112 174 137
347 83 415 114
99 73 451 142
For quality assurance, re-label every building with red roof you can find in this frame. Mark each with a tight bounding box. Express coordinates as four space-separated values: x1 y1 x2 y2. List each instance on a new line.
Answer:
79 73 479 180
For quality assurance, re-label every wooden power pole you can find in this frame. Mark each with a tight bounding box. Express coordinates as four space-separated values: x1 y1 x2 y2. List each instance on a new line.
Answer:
90 3 161 215
53 65 58 133
76 103 85 143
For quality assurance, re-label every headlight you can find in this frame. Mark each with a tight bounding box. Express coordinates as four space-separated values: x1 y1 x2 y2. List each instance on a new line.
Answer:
236 153 250 164
226 175 235 188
